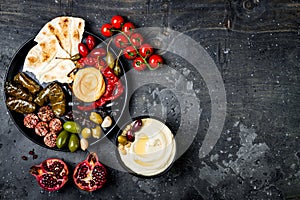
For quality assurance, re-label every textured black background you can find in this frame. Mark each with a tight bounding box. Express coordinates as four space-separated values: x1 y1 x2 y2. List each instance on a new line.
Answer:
0 0 299 199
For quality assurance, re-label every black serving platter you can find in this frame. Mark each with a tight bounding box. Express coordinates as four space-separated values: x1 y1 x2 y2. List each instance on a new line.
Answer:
4 31 128 151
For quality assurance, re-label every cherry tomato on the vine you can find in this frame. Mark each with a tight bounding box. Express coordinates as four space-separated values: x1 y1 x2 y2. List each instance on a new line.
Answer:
122 22 135 36
148 54 163 69
86 35 96 50
111 15 124 29
114 34 129 48
90 47 106 58
133 57 147 71
124 46 137 60
78 43 89 57
101 23 113 37
139 43 153 58
130 33 144 47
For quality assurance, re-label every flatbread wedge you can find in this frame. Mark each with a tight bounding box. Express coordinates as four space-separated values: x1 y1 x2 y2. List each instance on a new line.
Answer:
23 35 66 74
35 16 85 56
23 16 85 83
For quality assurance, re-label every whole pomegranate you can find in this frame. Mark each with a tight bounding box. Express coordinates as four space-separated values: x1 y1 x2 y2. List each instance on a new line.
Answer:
73 152 107 192
29 158 69 191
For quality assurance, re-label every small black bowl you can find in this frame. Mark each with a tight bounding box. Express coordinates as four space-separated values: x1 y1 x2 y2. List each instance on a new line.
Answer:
115 115 177 178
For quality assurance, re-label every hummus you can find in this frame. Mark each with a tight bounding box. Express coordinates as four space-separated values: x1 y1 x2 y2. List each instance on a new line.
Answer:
72 67 106 102
119 118 176 176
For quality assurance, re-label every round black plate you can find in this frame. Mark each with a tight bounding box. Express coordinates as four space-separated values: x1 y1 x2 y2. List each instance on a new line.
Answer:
4 31 128 151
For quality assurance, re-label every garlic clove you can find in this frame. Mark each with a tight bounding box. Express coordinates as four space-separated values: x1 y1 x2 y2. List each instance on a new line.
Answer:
101 116 112 128
80 138 89 151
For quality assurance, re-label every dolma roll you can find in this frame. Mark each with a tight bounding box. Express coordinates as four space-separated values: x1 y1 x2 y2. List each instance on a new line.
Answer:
4 81 33 101
13 72 41 95
6 97 36 114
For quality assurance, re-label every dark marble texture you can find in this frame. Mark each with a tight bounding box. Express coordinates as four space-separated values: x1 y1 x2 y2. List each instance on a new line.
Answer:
0 0 299 199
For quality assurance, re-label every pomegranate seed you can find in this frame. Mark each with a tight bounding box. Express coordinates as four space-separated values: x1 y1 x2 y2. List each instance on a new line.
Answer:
29 150 34 155
33 155 38 159
22 156 28 160
90 180 95 187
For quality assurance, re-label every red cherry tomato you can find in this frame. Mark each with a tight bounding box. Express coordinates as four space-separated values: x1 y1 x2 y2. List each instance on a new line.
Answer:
130 33 144 47
133 57 146 71
101 23 113 37
139 43 153 58
114 34 129 48
78 43 89 57
148 54 163 69
90 47 106 58
122 22 135 36
124 46 137 60
111 15 124 29
86 35 96 50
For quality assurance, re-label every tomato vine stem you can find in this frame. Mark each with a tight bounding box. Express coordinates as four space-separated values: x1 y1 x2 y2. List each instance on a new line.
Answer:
111 29 155 70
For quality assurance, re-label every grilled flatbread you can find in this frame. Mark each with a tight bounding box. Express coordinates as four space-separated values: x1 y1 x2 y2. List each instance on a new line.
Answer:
35 16 85 56
37 60 74 83
23 35 64 74
23 16 85 83
23 34 75 83
69 18 85 56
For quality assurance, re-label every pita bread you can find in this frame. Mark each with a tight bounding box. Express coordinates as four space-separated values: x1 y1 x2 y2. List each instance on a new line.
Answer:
37 60 75 83
23 16 85 84
35 16 85 56
23 35 67 74
69 18 85 56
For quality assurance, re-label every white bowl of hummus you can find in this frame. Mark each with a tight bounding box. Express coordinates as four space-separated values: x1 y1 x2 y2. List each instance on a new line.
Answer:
116 117 176 177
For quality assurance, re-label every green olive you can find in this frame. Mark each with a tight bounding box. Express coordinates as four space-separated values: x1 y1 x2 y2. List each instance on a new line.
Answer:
56 130 70 149
118 135 128 145
81 127 92 139
89 112 103 124
63 121 81 133
92 125 102 139
68 133 80 152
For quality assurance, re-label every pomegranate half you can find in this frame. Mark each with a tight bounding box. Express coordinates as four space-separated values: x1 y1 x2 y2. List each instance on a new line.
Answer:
73 152 107 192
29 158 69 191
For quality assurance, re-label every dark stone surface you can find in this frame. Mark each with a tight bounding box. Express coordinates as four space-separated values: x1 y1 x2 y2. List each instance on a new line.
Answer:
0 0 299 199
